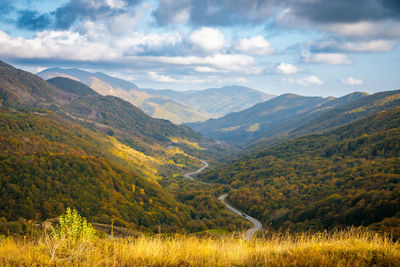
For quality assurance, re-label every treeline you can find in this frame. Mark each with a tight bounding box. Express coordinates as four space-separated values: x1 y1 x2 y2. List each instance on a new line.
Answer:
200 107 400 235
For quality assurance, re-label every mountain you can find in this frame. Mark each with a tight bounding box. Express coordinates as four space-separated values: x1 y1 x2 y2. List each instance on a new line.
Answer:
248 89 400 151
38 68 209 124
199 107 400 233
38 68 273 124
186 93 364 146
187 90 400 148
145 85 274 118
0 61 241 232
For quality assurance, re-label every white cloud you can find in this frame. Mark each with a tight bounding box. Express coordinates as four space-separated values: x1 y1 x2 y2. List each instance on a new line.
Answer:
302 51 353 65
189 27 225 53
148 72 205 83
172 7 191 23
0 30 117 61
284 75 324 86
234 36 274 56
325 20 400 39
311 39 398 53
275 62 298 75
149 53 260 74
105 0 126 9
341 76 363 85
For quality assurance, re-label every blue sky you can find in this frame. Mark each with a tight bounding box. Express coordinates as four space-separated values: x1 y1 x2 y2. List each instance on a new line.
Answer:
1 0 399 97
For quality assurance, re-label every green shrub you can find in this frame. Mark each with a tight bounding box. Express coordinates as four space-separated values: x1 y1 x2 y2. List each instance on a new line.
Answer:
53 208 96 241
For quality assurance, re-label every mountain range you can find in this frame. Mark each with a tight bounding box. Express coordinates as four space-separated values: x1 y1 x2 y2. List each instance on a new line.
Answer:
38 68 273 124
187 90 400 148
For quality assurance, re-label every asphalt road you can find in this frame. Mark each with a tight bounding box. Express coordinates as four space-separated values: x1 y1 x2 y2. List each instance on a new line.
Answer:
184 160 262 240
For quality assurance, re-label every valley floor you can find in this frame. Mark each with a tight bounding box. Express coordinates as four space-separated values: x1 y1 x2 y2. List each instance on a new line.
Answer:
1 228 399 266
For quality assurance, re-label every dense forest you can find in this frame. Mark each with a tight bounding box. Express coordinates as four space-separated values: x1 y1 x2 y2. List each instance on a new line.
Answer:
200 107 400 235
0 110 247 233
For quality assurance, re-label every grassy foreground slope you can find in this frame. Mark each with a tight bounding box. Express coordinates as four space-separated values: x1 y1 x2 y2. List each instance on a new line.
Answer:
200 107 400 235
1 229 399 266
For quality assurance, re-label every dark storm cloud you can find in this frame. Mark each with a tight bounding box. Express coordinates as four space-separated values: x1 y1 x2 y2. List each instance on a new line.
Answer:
154 0 400 26
17 10 51 30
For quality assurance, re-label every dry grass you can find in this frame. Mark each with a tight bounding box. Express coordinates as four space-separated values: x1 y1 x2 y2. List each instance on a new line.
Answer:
1 228 399 266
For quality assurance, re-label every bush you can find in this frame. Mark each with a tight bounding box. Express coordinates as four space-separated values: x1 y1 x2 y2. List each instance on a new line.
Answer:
53 208 96 241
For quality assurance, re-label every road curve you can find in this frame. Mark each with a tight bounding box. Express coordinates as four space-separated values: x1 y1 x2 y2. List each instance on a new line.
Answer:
218 194 262 240
184 160 209 180
184 160 262 240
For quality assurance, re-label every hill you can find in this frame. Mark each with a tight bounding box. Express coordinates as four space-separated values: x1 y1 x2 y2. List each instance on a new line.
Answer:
188 90 400 148
248 89 400 151
186 93 348 146
0 61 241 232
199 107 400 234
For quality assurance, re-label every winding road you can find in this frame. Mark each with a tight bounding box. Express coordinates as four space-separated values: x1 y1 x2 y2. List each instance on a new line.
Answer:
184 160 262 240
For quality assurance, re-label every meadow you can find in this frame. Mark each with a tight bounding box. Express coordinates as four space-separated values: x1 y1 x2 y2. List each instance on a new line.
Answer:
1 228 399 266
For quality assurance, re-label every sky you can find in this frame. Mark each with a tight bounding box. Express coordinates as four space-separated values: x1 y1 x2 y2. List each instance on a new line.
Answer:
0 0 400 97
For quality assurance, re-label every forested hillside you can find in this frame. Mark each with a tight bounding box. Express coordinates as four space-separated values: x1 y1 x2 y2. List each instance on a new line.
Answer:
200 107 400 235
186 92 367 147
0 61 244 233
0 111 245 232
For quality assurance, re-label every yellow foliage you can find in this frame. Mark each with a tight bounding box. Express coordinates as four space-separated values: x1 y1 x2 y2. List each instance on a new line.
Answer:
0 229 399 266
131 185 135 193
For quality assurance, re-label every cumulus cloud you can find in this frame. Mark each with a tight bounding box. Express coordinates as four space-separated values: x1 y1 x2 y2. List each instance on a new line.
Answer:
275 62 298 75
341 76 363 86
284 75 324 86
234 36 274 56
310 39 398 53
189 27 225 53
324 20 400 40
302 51 353 65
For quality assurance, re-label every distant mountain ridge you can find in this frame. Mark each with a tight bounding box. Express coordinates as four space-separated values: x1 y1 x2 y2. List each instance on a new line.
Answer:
38 68 273 123
145 85 274 118
187 90 400 148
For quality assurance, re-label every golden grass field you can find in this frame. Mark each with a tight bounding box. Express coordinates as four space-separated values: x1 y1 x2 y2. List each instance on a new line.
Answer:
0 228 399 266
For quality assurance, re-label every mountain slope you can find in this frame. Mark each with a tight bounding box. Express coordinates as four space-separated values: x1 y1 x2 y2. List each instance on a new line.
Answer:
38 68 210 124
186 93 351 146
0 111 189 230
0 61 240 232
248 89 400 151
188 90 400 148
200 107 400 233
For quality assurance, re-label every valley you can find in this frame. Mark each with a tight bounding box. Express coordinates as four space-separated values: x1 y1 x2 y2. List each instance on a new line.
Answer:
0 60 399 265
